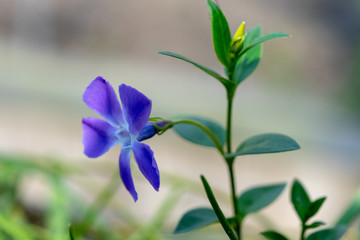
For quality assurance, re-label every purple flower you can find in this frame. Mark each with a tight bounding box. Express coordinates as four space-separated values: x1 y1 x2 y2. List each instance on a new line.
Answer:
82 76 159 201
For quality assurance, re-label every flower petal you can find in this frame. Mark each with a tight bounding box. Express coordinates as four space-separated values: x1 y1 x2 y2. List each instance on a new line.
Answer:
82 117 120 158
83 76 123 126
119 84 151 135
132 141 160 191
119 146 138 201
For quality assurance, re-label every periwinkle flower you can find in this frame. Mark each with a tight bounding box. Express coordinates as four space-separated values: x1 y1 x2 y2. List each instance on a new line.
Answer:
82 76 160 201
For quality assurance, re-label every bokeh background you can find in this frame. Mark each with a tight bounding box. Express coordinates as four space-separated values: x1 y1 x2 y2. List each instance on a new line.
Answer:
1 0 360 239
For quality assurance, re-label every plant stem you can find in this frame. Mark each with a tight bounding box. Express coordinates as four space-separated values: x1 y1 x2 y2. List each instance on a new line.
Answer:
159 119 225 155
228 160 240 239
226 90 235 154
300 223 306 240
225 88 241 239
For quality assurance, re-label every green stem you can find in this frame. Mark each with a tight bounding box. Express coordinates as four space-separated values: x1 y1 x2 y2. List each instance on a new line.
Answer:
300 223 306 240
225 88 241 239
157 119 224 155
226 90 235 154
77 171 120 236
228 160 240 239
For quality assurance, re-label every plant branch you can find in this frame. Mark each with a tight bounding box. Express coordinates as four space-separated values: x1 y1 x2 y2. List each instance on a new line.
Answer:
157 119 225 155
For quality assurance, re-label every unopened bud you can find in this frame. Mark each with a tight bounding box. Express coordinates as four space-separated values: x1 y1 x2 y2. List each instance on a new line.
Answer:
231 21 246 53
137 121 169 142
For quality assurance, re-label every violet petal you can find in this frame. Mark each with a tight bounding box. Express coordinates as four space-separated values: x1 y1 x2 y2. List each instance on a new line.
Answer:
119 84 151 135
119 146 138 201
132 141 160 191
82 117 120 158
83 76 124 126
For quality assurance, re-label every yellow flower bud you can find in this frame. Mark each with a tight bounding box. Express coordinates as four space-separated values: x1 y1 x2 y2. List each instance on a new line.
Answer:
234 21 245 40
231 21 246 53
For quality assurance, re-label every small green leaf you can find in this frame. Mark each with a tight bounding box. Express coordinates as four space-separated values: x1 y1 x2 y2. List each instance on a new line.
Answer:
234 26 262 84
291 179 311 223
173 116 226 148
158 51 231 86
200 175 237 240
225 133 300 158
238 183 286 219
240 32 290 55
207 0 231 67
261 230 289 240
306 226 347 240
306 221 325 229
305 197 326 221
174 208 218 234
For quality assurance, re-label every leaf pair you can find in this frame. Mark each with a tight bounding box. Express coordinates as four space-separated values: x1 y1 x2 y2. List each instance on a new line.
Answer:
261 223 347 240
261 180 347 240
287 180 346 240
174 182 286 235
291 179 326 224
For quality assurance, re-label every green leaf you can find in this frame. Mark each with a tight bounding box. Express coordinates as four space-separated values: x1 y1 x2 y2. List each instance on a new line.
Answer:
305 197 326 221
174 208 218 234
335 187 360 226
158 51 231 86
306 226 348 240
240 32 290 56
237 183 286 219
225 133 300 158
234 26 262 84
0 212 36 240
200 175 237 240
306 221 325 229
291 179 311 223
207 0 231 67
173 116 226 148
261 230 289 240
69 225 76 240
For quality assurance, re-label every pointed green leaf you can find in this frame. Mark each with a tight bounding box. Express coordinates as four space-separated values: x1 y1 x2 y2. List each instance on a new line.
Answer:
225 133 300 158
234 26 262 84
305 197 326 221
306 226 347 240
174 208 218 234
158 51 230 86
335 187 360 226
261 230 289 240
200 175 237 240
306 221 325 229
207 0 231 67
69 225 76 240
173 116 226 148
238 183 286 219
240 32 290 55
291 179 311 223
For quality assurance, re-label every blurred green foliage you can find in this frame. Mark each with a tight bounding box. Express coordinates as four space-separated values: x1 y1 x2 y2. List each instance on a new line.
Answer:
0 153 235 239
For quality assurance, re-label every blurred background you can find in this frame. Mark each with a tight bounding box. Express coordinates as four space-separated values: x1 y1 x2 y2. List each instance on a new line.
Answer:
0 0 359 239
